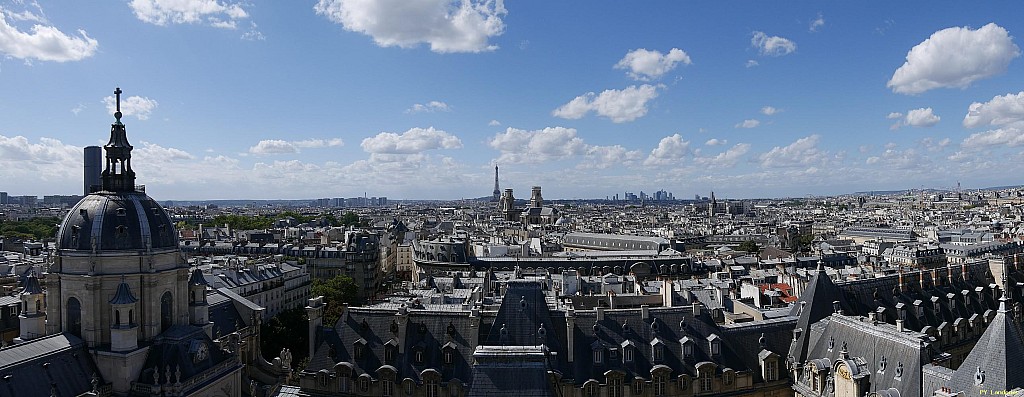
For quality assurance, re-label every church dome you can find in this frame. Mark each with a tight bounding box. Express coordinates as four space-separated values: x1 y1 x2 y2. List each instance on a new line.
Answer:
57 191 177 251
56 87 177 252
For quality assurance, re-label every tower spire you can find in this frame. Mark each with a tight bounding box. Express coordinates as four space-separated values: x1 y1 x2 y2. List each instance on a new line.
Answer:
101 87 136 192
492 164 501 202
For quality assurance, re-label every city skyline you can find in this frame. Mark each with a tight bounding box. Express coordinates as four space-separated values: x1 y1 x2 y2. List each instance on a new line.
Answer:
2 2 1024 200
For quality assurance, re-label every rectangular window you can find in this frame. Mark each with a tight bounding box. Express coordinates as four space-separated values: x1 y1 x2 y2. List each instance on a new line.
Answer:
383 380 393 396
766 360 778 381
654 376 666 397
594 350 603 364
426 379 438 397
609 378 623 397
700 374 712 392
624 347 634 363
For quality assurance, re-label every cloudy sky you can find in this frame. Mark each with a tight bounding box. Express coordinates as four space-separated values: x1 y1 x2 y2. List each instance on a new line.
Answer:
2 1 1024 200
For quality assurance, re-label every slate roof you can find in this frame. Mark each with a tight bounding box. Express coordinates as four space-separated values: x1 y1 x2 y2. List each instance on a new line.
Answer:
805 314 931 397
567 306 726 384
308 306 476 386
0 333 99 397
467 346 553 397
788 263 852 364
947 298 1024 395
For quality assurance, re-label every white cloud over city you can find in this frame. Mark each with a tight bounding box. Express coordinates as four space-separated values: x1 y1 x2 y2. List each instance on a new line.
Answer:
751 31 796 57
888 23 1020 94
129 0 251 29
102 95 159 120
0 5 97 62
314 0 507 53
614 48 691 81
552 85 660 123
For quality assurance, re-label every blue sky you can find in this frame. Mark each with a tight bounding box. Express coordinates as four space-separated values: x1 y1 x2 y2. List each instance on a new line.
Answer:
2 1 1024 200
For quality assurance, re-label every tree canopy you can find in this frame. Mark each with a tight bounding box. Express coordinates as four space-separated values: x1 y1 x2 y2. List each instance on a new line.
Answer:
0 217 60 241
311 274 360 325
738 240 760 254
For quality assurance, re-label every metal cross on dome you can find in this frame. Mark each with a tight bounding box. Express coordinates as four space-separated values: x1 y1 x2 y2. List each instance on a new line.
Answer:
114 87 123 121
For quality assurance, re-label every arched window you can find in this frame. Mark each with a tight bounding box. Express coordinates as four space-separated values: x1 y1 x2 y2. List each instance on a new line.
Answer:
161 292 173 332
35 300 41 312
67 297 82 337
115 310 121 327
129 309 134 325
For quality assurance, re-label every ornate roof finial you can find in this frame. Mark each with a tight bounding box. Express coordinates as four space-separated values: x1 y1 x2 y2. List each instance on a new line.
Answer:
114 87 123 122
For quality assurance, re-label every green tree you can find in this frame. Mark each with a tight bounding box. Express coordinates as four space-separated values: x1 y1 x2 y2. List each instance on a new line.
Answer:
260 308 309 369
738 240 760 254
311 274 360 325
0 217 61 241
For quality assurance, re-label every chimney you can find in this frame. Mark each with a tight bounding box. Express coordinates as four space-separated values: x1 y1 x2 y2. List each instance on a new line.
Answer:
641 305 650 320
596 307 605 321
692 302 701 316
896 319 904 332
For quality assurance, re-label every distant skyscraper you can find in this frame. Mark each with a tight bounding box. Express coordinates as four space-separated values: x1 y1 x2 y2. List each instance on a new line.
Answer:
491 165 501 202
84 145 101 195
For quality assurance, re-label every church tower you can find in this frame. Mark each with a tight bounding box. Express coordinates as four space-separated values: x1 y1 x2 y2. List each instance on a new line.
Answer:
17 272 46 341
46 87 193 394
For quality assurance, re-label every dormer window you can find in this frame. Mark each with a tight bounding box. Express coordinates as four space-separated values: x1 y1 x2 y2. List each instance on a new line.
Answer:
442 342 457 365
624 346 634 363
653 344 664 362
594 349 603 364
708 334 721 356
415 349 425 364
353 339 366 360
384 340 397 363
681 337 694 359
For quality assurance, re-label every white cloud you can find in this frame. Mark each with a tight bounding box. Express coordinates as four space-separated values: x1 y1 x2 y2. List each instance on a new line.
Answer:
963 91 1024 129
890 107 941 129
249 140 299 155
735 119 760 129
488 119 501 126
760 106 779 116
249 138 344 154
751 31 796 57
644 134 690 166
0 135 80 184
314 0 507 53
614 48 692 81
552 84 660 123
864 147 928 170
135 141 195 161
102 95 159 120
695 143 751 168
759 135 828 168
129 0 251 29
904 107 940 127
70 104 86 116
361 127 462 154
888 23 1020 94
962 128 1024 149
488 127 587 164
581 145 643 169
0 6 98 62
241 21 265 41
406 101 451 113
705 138 727 146
809 13 825 32
745 60 759 68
